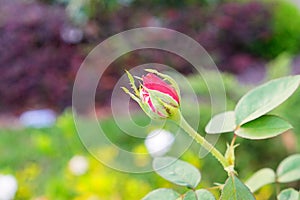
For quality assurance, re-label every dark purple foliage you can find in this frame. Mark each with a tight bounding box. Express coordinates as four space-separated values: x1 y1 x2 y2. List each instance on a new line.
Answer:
0 0 276 112
92 2 270 75
198 2 271 73
0 1 82 113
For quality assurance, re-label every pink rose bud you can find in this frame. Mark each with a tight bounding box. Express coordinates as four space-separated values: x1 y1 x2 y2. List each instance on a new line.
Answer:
122 69 181 120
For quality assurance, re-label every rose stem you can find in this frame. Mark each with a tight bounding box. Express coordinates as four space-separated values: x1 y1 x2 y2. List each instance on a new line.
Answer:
178 114 230 171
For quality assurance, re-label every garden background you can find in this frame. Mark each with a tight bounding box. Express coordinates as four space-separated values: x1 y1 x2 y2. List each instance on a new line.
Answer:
1 0 300 199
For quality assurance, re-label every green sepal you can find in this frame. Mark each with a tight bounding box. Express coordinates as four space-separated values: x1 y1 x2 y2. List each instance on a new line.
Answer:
125 70 139 96
121 87 162 120
144 86 179 108
159 99 181 122
144 87 169 118
138 100 161 120
121 87 140 103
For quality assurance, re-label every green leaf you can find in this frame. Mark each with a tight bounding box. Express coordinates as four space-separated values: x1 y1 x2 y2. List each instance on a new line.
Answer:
183 191 197 200
205 111 236 134
277 154 300 183
277 188 299 200
142 188 180 200
235 76 300 125
183 190 216 200
153 157 201 188
235 115 292 140
220 175 255 200
195 189 216 200
245 168 276 192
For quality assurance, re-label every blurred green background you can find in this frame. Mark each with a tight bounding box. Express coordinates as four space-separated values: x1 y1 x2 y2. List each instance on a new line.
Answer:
0 0 300 199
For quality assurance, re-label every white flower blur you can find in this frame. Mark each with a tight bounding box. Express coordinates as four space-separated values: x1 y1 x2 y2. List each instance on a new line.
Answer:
145 129 175 157
60 26 83 44
0 174 18 200
68 155 89 176
289 0 300 10
19 109 56 128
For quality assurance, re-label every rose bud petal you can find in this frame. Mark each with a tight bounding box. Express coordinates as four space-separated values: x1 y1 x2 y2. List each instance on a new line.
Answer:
142 73 180 105
122 69 181 120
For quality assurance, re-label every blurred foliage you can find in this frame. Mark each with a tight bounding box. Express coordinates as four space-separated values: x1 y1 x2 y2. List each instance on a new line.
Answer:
199 1 271 73
270 0 300 56
0 1 83 112
44 0 221 24
249 0 300 59
265 52 292 80
0 111 206 199
1 0 300 112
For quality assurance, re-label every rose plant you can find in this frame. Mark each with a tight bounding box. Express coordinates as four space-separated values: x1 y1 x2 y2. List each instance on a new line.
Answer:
123 69 300 200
